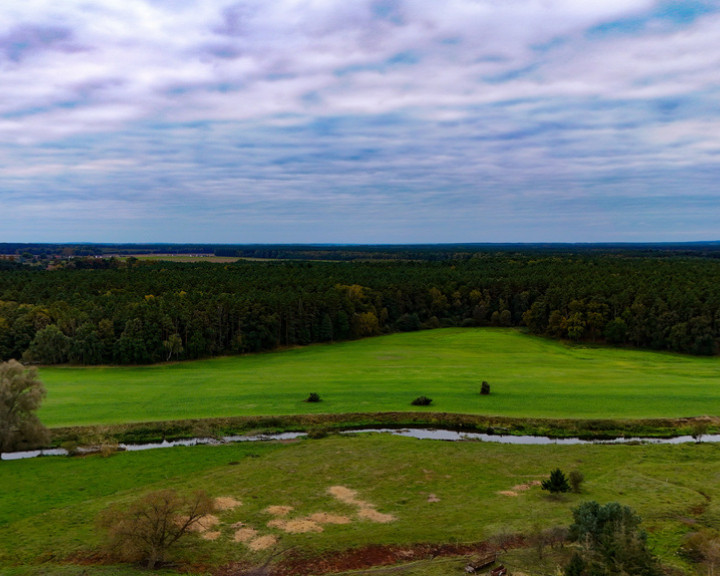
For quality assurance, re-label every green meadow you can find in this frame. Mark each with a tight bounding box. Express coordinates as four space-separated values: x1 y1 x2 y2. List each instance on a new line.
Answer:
38 328 720 427
2 434 718 575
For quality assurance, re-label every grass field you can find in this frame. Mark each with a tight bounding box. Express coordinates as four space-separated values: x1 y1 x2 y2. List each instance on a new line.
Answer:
1 433 716 575
129 254 240 263
38 328 720 427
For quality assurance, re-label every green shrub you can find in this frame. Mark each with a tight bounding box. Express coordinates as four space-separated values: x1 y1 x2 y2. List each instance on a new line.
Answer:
541 468 570 494
481 381 490 395
411 396 433 406
305 392 321 403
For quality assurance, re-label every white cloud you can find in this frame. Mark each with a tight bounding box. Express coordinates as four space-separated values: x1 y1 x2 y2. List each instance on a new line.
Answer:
1 0 719 242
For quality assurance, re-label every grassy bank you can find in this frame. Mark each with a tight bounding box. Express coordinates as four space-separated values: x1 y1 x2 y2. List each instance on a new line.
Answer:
47 412 718 448
38 329 720 428
2 433 717 575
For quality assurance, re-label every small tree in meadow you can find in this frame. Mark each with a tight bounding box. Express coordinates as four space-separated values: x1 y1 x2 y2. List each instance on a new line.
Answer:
542 468 570 495
569 470 585 493
480 381 490 395
98 489 214 569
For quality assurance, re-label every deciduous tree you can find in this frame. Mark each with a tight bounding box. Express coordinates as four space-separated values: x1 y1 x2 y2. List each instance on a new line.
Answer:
98 489 214 569
0 359 49 459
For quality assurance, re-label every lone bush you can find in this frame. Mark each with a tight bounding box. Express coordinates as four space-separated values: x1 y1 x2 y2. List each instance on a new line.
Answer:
305 392 321 403
480 381 490 395
411 395 433 406
569 470 584 493
541 468 570 495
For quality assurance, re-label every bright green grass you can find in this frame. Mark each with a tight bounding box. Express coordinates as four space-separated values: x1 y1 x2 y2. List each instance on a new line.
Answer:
1 434 715 574
38 328 720 427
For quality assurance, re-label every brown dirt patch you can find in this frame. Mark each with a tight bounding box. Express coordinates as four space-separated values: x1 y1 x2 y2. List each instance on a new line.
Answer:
248 534 278 551
427 494 440 503
273 541 515 576
497 490 519 497
202 530 222 541
357 508 395 523
215 496 242 510
308 512 352 525
268 518 324 533
233 527 258 543
265 505 294 516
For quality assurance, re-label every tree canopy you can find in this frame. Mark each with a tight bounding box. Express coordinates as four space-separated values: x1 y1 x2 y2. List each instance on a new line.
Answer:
0 359 49 458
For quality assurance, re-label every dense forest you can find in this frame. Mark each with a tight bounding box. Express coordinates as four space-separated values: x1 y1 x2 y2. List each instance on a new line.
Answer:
1 248 719 364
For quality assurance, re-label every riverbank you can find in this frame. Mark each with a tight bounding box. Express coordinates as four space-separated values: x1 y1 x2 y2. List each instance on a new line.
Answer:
46 411 718 449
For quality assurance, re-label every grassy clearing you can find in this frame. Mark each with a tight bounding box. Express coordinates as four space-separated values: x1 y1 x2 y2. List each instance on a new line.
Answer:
1 434 716 575
38 329 720 427
126 254 240 263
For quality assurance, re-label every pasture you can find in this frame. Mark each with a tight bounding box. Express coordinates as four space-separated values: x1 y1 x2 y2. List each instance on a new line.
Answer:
1 433 716 575
38 328 720 427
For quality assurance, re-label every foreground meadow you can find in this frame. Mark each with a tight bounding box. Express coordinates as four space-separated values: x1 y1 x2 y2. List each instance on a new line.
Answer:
38 328 720 427
1 434 717 575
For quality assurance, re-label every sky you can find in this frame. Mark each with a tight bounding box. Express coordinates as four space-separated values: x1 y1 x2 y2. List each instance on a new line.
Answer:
1 0 719 244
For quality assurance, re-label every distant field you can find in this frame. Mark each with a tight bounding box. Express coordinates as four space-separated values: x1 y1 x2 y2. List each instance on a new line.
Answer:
128 254 240 263
38 329 720 427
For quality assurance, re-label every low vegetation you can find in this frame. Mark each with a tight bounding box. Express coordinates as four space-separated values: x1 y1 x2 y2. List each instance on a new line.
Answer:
2 434 720 575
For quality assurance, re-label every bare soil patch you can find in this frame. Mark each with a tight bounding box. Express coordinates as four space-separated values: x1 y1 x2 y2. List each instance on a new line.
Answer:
203 531 222 541
497 490 519 497
273 540 515 576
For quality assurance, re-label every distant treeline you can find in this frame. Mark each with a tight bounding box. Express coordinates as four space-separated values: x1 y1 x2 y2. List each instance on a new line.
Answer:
0 251 719 364
4 241 720 261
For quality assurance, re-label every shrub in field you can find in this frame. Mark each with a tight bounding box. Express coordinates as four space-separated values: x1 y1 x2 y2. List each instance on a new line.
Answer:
411 396 433 406
567 501 660 576
98 488 214 569
480 381 490 395
305 392 321 403
569 470 584 493
541 468 570 494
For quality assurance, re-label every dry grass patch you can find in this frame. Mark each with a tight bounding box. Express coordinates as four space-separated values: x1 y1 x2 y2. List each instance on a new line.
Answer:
308 512 352 525
202 530 222 541
328 485 396 524
512 480 542 491
265 505 294 516
215 496 242 510
267 518 323 533
248 534 277 551
357 508 395 523
233 527 258 543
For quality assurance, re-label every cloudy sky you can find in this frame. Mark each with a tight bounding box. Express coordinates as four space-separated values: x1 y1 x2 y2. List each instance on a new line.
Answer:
1 0 719 243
